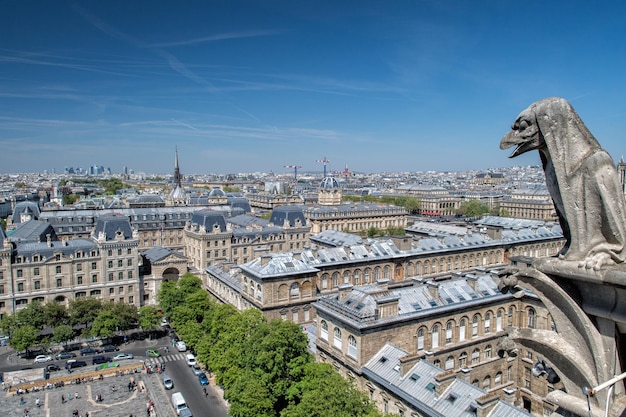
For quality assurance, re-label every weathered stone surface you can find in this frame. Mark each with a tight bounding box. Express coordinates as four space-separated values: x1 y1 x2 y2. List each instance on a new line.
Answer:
501 97 626 271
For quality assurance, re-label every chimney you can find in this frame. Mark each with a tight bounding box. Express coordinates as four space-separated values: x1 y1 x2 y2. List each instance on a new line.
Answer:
260 254 271 266
390 236 411 251
427 281 439 299
434 370 456 397
338 284 353 301
466 275 478 291
476 392 500 417
377 278 390 290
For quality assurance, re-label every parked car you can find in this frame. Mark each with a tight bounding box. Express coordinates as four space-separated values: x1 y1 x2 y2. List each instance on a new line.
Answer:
191 364 202 375
56 352 76 360
161 317 169 326
92 355 112 365
113 352 134 361
163 374 174 390
66 360 87 370
46 363 61 372
185 353 196 366
198 372 209 385
80 348 99 356
34 355 52 363
146 349 161 358
101 344 119 352
176 341 187 352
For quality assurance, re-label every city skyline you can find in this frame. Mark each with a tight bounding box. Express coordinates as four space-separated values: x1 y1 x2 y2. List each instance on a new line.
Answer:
1 1 626 175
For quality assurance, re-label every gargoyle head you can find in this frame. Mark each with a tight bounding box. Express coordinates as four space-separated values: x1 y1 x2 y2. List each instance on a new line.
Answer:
500 104 546 158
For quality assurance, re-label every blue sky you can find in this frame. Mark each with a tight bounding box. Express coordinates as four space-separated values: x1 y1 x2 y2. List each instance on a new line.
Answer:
1 1 626 175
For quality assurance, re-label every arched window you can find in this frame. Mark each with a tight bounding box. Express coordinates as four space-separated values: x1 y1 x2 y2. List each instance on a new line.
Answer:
528 308 536 329
321 273 328 290
256 284 262 301
484 312 491 333
364 268 371 283
472 348 480 364
433 359 441 368
459 318 467 342
348 336 357 358
374 267 380 280
495 372 503 385
508 306 515 326
354 270 361 285
445 321 454 344
383 265 390 279
334 328 342 349
472 314 480 337
459 352 468 368
431 324 440 349
482 376 491 389
484 345 492 359
290 283 299 298
417 327 425 351
445 356 454 370
343 271 350 284
496 309 504 331
320 320 328 341
332 272 339 288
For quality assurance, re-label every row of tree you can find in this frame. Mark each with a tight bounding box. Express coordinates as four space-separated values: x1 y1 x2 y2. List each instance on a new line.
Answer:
0 298 161 354
159 273 390 417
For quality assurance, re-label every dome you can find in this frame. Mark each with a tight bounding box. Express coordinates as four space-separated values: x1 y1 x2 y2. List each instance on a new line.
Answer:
209 187 226 197
320 177 340 190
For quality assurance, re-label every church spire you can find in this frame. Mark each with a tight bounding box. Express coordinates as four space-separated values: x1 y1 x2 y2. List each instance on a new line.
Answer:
173 146 181 188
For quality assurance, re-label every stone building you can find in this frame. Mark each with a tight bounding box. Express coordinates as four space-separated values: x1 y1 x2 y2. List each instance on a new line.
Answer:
498 188 557 221
204 219 564 328
313 270 557 416
0 214 140 319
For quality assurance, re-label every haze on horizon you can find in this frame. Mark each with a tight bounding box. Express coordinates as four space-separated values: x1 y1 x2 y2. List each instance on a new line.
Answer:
1 1 625 175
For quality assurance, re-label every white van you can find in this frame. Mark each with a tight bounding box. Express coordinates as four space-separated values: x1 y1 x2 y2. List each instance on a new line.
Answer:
171 392 188 415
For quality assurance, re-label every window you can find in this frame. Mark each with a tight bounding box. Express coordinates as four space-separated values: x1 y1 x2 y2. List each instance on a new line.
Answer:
472 314 479 337
56 278 62 288
108 261 113 268
484 345 492 359
109 288 114 295
332 273 339 288
77 276 83 285
118 249 122 256
127 248 132 255
128 271 133 279
17 282 24 292
459 352 467 368
431 324 439 349
459 318 466 341
33 267 40 276
334 328 342 349
56 265 62 274
528 308 536 329
118 260 123 267
495 372 502 385
445 356 454 370
128 285 133 293
321 274 328 290
417 327 425 351
118 272 124 280
92 275 98 283
343 271 350 284
108 273 113 282
118 286 124 294
91 262 97 270
320 321 329 341
472 348 480 364
497 309 503 331
127 259 132 266
446 321 454 344
290 283 299 298
485 312 491 333
76 264 82 272
348 336 357 358
17 269 23 278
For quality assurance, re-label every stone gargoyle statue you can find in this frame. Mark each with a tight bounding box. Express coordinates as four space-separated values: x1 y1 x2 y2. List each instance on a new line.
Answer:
500 97 626 271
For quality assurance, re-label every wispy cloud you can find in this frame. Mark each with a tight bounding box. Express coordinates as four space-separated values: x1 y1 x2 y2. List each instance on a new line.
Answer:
148 30 281 48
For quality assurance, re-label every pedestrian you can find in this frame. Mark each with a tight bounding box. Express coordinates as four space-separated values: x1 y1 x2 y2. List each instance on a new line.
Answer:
75 391 80 399
61 394 66 404
36 398 40 408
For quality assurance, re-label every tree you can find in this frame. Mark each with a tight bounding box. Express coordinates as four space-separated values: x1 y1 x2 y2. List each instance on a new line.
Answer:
104 302 138 331
52 324 75 349
9 324 39 354
62 194 80 205
282 363 380 417
17 300 45 330
138 306 160 334
91 310 119 339
43 301 70 328
0 314 18 336
457 199 490 218
227 369 276 417
68 297 102 331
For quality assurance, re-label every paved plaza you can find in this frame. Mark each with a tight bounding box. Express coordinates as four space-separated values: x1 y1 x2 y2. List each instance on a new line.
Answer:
1 366 175 417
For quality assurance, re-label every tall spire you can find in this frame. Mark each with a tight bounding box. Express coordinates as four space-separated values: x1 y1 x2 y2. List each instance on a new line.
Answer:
173 146 181 187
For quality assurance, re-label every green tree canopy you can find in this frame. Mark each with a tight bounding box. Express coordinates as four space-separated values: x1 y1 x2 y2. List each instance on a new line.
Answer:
68 297 102 330
43 301 70 328
90 310 120 339
52 324 75 347
17 300 46 330
9 324 40 353
138 305 160 333
457 199 490 218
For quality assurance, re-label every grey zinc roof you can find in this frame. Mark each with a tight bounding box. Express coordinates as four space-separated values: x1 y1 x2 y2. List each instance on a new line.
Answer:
8 220 56 244
93 214 134 241
0 223 6 247
363 343 533 417
142 246 174 262
11 201 41 223
269 205 307 227
310 230 363 247
16 238 97 260
240 252 319 278
190 210 227 232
